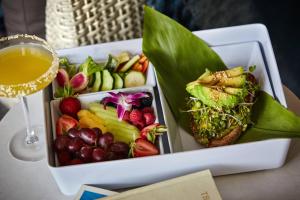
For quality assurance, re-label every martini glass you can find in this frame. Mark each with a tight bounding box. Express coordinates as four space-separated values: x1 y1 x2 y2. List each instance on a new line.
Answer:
0 34 58 161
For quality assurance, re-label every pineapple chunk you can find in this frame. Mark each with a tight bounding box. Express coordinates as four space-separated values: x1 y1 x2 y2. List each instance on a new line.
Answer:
77 110 107 132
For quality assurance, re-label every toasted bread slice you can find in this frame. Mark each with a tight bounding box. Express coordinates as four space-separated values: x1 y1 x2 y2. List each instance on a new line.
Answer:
208 126 242 147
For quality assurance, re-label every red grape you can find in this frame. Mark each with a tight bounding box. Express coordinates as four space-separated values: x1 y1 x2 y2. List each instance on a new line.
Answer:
106 151 119 161
92 148 106 162
92 128 102 137
67 138 85 153
69 159 84 165
109 142 129 158
80 128 98 145
80 146 93 162
68 128 80 138
98 132 114 150
57 151 71 166
54 135 70 151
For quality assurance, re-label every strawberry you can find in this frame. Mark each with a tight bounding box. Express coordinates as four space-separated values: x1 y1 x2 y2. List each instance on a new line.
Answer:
59 97 81 118
130 138 159 157
122 110 131 122
56 115 78 136
142 107 154 114
140 123 167 143
129 109 143 123
132 119 145 130
143 112 156 125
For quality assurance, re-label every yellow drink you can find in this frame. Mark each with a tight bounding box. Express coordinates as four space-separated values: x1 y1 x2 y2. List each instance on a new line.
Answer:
0 44 57 97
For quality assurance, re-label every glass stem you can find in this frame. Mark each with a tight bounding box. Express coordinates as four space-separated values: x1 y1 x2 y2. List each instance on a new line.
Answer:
20 96 39 144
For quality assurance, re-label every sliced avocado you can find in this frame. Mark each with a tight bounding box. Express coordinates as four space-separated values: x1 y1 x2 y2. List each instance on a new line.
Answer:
197 69 217 85
198 67 245 85
225 66 244 77
186 83 239 108
217 75 246 87
224 87 244 96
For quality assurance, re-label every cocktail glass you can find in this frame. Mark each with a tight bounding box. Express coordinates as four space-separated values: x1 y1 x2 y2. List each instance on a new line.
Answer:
0 34 58 161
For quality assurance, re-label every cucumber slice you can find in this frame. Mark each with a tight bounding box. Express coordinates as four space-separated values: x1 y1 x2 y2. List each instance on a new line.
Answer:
124 71 146 88
88 73 95 87
116 52 131 64
112 73 124 89
119 55 140 72
101 69 114 91
92 71 101 92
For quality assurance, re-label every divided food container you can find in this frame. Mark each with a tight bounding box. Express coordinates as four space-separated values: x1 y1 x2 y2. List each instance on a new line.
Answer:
43 24 290 195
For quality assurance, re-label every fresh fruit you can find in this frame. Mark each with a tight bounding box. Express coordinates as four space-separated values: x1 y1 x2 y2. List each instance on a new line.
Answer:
79 128 98 145
70 72 89 92
56 68 69 87
69 159 84 165
140 123 167 143
54 135 70 151
142 107 154 114
67 137 85 153
59 97 81 118
56 115 78 136
131 138 159 157
98 132 114 150
132 120 145 130
67 128 81 138
129 109 143 123
143 112 156 125
109 142 129 158
122 111 131 122
92 128 102 136
92 148 106 162
124 71 146 88
57 151 71 166
79 146 93 162
77 110 107 133
89 103 140 144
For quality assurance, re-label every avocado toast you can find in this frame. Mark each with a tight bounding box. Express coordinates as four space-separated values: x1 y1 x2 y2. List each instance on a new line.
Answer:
186 66 259 147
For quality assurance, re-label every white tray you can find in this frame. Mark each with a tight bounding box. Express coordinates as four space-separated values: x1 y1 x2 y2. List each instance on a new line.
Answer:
43 24 290 195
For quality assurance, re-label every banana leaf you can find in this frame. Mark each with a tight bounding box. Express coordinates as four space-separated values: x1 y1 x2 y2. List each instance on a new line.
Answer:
142 6 300 143
142 6 226 131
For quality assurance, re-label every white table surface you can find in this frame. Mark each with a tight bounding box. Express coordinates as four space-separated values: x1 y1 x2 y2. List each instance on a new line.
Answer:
0 86 299 200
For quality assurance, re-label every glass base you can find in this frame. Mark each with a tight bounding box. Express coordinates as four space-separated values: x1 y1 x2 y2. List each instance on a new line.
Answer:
9 126 45 162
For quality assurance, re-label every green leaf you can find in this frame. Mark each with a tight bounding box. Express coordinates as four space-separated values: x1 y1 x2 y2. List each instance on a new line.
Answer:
54 85 74 98
142 6 226 129
237 91 300 143
79 56 102 76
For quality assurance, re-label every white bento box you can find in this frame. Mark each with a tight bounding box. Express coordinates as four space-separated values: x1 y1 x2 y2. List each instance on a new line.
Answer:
43 24 290 195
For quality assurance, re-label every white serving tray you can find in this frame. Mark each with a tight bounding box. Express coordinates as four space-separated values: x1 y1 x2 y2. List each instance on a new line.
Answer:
43 24 290 195
52 42 156 99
